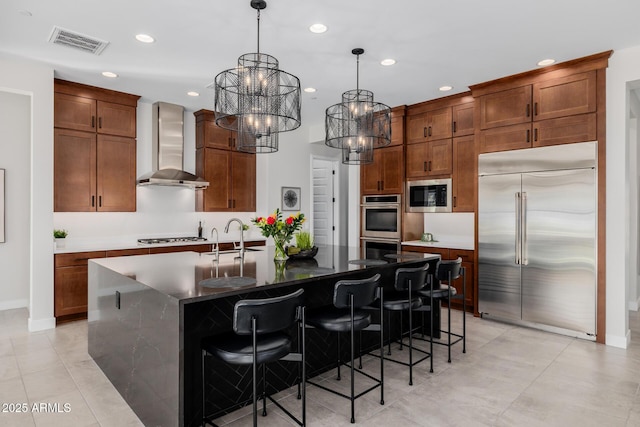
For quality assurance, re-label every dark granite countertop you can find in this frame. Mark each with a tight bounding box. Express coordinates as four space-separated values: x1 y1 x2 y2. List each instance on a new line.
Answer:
89 245 439 304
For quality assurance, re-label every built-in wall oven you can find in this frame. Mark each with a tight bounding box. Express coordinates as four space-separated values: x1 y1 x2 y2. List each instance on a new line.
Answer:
361 194 402 257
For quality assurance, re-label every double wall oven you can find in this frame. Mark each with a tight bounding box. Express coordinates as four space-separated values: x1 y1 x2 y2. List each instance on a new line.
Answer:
360 194 401 258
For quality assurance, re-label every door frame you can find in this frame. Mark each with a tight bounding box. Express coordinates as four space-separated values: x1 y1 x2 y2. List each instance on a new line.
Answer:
310 156 341 247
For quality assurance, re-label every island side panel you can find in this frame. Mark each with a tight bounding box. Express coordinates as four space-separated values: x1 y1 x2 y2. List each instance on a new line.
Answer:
88 261 180 427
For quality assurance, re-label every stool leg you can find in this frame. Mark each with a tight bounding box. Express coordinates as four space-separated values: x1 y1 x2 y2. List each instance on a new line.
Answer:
301 308 307 427
462 268 467 354
201 350 207 426
408 284 413 386
297 322 302 399
336 334 341 381
350 294 355 424
387 311 392 356
379 291 385 405
358 331 363 369
447 273 452 363
430 282 434 374
262 364 267 416
252 318 258 427
399 313 403 351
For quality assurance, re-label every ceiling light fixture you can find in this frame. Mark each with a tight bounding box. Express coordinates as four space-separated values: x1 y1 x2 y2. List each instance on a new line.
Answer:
439 85 453 91
380 59 396 66
325 48 391 165
101 71 118 78
304 87 316 93
309 23 327 34
537 58 555 66
214 0 301 154
187 91 200 97
135 34 155 43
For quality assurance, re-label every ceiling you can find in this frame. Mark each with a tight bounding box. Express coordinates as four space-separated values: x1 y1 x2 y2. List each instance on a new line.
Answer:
2 0 640 132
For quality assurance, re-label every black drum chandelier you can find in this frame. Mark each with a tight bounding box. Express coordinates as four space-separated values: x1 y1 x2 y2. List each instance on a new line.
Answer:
325 48 391 164
213 0 301 153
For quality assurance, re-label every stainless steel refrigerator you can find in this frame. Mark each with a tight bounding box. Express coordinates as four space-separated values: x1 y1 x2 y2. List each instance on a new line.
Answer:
478 141 597 339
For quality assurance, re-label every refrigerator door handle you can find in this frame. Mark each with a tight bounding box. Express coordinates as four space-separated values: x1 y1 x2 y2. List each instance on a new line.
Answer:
515 192 521 265
521 192 528 265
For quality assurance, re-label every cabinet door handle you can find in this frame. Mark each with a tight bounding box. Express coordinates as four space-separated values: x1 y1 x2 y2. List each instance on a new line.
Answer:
228 199 232 208
423 127 427 138
452 121 457 133
98 117 102 129
534 102 538 116
453 196 457 207
534 127 538 142
99 195 102 207
526 129 530 143
228 137 232 147
428 161 432 172
232 199 236 208
423 161 427 172
381 181 384 191
91 195 95 207
526 104 530 117
91 116 95 128
428 126 432 137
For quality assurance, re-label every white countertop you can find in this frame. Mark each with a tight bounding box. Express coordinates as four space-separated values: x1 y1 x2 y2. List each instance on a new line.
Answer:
402 239 474 251
53 237 264 254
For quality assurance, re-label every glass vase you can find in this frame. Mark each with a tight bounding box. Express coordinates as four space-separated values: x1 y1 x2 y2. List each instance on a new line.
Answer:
273 235 288 261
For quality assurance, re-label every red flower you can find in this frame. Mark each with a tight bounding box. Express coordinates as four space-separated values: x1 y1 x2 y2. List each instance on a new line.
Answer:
286 217 293 225
267 216 276 225
256 217 262 222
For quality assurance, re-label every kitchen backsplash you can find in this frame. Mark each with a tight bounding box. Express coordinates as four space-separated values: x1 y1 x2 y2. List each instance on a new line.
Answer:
423 212 475 244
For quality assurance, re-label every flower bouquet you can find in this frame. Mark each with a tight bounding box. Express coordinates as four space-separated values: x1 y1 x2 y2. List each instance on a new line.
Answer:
252 209 305 261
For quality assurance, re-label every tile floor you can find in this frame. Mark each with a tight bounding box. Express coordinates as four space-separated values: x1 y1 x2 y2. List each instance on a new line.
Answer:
1 308 639 426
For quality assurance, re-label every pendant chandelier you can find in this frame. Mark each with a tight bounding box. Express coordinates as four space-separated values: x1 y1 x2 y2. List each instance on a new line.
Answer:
214 0 301 153
325 48 391 164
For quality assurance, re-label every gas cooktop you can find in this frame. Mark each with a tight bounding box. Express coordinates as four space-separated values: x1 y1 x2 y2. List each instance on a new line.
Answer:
137 237 207 245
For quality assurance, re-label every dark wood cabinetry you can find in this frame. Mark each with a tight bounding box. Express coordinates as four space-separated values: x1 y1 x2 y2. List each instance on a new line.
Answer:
403 246 475 312
475 70 599 153
194 110 256 212
54 251 106 321
406 139 453 179
452 135 476 212
361 145 404 195
54 79 139 212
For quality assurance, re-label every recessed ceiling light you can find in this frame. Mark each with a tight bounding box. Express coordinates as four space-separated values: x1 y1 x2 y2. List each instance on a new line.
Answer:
439 85 453 92
537 58 555 66
187 91 200 97
309 23 327 34
380 59 396 66
304 87 316 93
102 71 118 78
135 34 155 43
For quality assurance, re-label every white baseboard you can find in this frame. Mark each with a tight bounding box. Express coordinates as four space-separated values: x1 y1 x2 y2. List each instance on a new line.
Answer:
0 299 28 311
629 296 640 311
28 316 56 332
606 330 631 349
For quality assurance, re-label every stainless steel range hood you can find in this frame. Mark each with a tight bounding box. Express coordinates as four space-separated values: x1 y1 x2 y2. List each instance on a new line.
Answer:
137 102 209 189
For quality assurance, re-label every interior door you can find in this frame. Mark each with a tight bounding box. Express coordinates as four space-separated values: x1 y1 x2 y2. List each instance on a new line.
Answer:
478 173 522 321
521 169 596 335
312 158 335 247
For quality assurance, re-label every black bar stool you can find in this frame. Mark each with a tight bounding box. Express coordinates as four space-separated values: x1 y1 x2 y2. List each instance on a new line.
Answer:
377 263 431 385
305 274 384 424
419 257 466 363
201 288 306 427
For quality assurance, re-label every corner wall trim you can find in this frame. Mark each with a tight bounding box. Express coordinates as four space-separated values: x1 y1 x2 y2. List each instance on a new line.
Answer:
28 316 56 332
605 330 631 349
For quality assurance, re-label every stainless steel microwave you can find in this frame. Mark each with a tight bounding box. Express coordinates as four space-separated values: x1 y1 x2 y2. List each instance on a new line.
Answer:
406 178 452 212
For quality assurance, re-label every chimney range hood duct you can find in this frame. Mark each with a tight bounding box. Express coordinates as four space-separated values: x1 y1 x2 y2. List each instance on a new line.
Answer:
136 102 209 189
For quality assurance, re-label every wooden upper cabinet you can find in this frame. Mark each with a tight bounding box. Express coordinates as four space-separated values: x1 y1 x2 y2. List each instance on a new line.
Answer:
54 129 97 212
479 123 532 153
96 135 137 212
406 112 428 144
390 110 405 146
231 151 256 211
479 86 532 129
96 101 136 137
405 139 452 179
532 71 597 121
452 135 476 212
533 113 597 148
426 107 452 141
405 143 429 180
452 102 474 136
361 145 403 195
197 148 232 211
54 93 96 133
195 110 235 150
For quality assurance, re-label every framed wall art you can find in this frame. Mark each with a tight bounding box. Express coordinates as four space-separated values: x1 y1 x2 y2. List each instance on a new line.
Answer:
281 186 301 211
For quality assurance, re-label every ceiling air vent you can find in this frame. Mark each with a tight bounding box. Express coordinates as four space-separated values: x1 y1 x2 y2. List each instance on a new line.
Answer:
48 26 109 55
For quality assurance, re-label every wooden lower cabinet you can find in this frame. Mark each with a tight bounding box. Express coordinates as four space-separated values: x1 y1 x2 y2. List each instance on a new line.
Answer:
54 251 106 322
403 245 475 312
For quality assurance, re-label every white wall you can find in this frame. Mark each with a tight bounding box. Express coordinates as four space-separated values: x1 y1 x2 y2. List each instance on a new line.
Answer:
0 54 55 331
629 91 640 311
606 45 640 347
0 91 31 310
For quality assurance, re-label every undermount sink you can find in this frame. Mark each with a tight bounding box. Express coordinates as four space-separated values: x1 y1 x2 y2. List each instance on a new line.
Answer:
199 276 257 288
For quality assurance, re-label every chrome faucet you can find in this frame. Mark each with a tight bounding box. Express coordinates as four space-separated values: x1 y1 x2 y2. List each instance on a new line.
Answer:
224 218 245 257
210 227 219 260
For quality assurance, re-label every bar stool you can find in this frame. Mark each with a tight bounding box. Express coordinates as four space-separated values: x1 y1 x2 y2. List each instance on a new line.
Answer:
378 263 431 385
419 257 465 363
201 288 306 427
305 274 384 424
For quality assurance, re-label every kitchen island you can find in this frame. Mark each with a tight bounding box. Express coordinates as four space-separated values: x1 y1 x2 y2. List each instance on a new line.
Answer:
88 245 439 426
